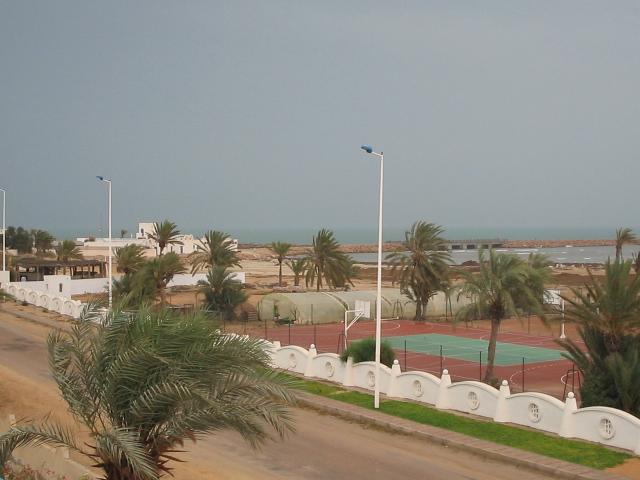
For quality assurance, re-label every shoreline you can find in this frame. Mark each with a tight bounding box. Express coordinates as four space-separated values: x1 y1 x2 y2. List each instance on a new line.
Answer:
240 239 620 255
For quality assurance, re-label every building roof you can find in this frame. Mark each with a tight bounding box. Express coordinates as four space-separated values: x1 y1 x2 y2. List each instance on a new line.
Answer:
15 258 105 268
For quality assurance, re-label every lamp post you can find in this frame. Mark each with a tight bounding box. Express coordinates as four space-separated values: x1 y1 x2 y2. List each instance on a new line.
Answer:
361 145 384 409
96 176 112 310
0 188 5 272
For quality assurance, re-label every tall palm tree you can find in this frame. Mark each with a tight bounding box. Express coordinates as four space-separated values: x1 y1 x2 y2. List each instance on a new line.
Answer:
615 228 636 262
0 302 296 480
304 229 352 292
115 244 147 276
148 220 182 256
32 229 55 258
138 253 186 308
269 241 292 286
189 230 241 274
455 248 547 383
56 239 83 275
286 258 307 287
197 265 248 320
387 222 452 320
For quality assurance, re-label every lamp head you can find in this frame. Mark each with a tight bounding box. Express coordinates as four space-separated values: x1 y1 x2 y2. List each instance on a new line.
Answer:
361 145 373 154
96 175 104 181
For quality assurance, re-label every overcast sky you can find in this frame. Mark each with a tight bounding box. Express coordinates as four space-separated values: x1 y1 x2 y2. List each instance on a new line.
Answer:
2 2 639 238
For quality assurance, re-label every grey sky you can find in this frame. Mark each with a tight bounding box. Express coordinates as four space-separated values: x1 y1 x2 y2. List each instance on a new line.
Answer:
2 2 639 238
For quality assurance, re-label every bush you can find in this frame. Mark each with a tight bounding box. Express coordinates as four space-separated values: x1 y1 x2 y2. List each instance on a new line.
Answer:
340 337 396 368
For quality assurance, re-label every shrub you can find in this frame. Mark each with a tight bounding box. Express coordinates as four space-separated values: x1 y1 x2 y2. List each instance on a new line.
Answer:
340 337 396 368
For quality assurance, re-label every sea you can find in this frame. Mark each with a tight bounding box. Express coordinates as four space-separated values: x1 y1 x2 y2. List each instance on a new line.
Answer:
48 225 639 266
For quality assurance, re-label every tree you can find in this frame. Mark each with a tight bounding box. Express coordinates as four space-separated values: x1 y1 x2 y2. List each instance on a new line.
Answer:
454 249 548 383
56 240 83 276
304 229 353 291
32 229 55 258
120 229 128 238
559 259 640 355
137 253 186 308
148 220 182 256
615 228 636 262
268 241 292 286
333 257 360 290
56 240 83 263
0 303 296 480
115 244 147 276
387 222 452 320
633 252 640 275
189 230 240 274
197 265 248 320
339 337 396 368
286 258 307 287
4 226 32 254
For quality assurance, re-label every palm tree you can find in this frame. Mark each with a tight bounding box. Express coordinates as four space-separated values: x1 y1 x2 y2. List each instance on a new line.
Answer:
0 302 296 480
615 228 636 262
197 265 248 320
455 248 548 383
286 258 307 287
269 241 292 286
304 229 352 291
559 259 640 354
115 244 147 276
387 222 452 320
5 226 33 254
148 220 182 256
557 261 640 413
138 253 186 308
120 229 128 238
333 257 360 290
32 229 55 258
189 230 241 274
56 240 83 275
633 252 640 275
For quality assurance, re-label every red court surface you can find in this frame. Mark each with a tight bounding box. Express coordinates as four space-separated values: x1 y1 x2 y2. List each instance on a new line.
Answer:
244 319 582 401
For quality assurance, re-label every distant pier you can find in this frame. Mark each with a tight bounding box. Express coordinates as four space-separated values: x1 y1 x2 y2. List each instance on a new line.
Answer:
445 239 506 250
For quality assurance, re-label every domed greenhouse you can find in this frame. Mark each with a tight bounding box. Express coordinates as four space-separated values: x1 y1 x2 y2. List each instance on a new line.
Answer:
256 289 469 324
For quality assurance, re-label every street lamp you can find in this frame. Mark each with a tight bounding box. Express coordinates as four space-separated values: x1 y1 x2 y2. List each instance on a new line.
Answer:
361 145 384 409
0 188 5 272
96 176 112 310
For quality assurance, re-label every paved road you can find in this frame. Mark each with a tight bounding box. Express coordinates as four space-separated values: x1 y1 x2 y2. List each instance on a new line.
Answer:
0 308 585 480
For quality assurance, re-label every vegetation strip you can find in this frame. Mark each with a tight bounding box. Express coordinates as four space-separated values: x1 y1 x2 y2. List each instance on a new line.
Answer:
294 378 632 470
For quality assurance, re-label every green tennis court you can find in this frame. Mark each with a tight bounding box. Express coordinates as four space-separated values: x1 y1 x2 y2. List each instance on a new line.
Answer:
384 333 565 367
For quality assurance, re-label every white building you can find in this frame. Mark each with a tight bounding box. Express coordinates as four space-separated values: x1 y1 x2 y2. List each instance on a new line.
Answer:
79 223 238 258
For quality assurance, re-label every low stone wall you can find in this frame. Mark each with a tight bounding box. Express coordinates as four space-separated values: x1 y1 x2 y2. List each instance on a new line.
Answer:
268 342 640 455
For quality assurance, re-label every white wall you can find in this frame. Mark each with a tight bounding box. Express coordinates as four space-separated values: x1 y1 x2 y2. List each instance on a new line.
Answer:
265 342 640 455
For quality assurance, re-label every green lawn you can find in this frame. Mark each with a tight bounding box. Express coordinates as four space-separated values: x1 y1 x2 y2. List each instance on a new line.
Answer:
293 377 632 470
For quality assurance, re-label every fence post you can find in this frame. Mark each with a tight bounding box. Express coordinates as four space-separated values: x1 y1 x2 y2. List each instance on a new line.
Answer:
494 380 511 423
387 360 402 398
436 369 451 410
558 392 577 438
404 340 407 371
343 356 355 387
304 344 317 378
